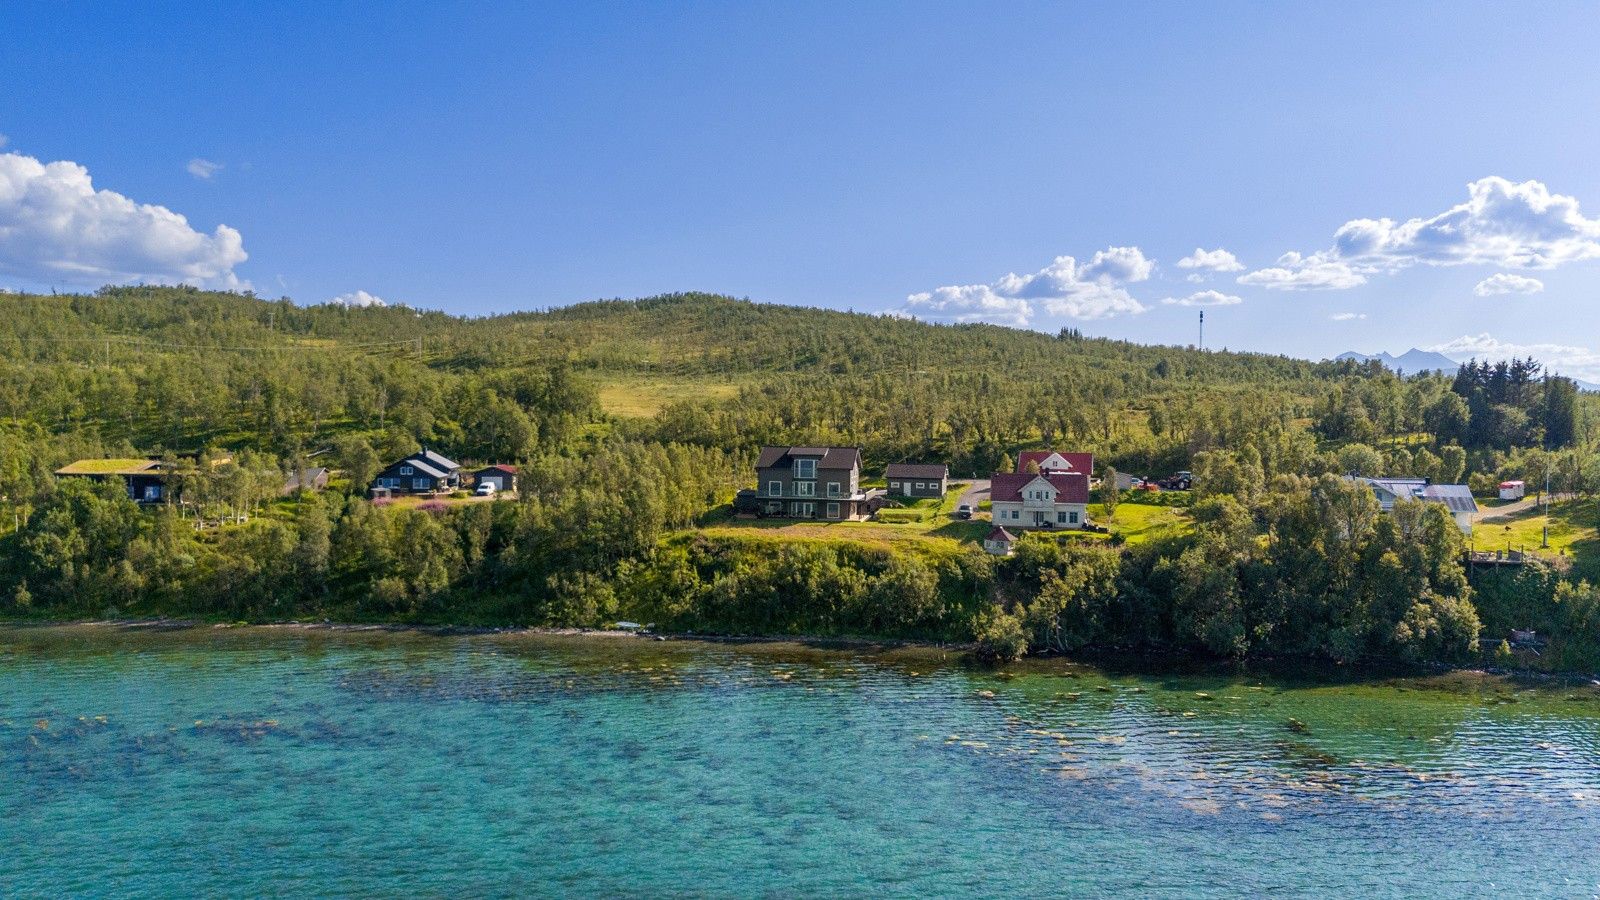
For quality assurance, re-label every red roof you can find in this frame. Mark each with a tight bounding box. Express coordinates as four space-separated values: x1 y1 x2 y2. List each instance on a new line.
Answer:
989 472 1090 504
985 526 1017 543
1016 451 1094 476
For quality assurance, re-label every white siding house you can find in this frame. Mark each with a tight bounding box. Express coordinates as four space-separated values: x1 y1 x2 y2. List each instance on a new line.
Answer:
988 472 1091 530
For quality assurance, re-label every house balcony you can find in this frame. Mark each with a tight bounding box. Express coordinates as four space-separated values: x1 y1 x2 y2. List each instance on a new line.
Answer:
763 487 865 500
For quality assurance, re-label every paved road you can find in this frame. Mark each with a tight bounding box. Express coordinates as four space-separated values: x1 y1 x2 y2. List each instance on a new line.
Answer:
954 479 991 520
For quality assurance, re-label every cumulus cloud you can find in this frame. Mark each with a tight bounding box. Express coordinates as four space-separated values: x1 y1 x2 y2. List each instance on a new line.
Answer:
0 151 247 289
186 158 222 180
328 290 387 308
1176 247 1243 273
1237 252 1366 290
1427 332 1600 382
1330 312 1367 321
1473 273 1544 296
906 247 1152 326
1239 177 1600 290
1161 290 1242 307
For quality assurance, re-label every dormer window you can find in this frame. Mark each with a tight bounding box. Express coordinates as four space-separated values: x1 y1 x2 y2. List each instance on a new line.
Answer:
795 459 817 479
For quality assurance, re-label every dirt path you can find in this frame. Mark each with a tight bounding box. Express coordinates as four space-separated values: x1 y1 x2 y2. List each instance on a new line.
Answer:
1475 493 1571 523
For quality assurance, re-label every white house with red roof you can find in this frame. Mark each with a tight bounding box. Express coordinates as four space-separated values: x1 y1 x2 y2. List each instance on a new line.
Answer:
1016 450 1094 477
989 471 1091 530
983 525 1018 556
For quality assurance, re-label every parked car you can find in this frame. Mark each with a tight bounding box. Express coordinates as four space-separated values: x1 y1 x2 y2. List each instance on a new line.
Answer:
955 503 973 520
475 482 497 497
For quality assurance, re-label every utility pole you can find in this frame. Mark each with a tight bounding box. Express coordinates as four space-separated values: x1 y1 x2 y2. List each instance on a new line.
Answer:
1198 310 1204 350
1542 449 1552 549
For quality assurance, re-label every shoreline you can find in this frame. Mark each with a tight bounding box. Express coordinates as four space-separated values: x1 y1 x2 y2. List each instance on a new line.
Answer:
5 616 1599 685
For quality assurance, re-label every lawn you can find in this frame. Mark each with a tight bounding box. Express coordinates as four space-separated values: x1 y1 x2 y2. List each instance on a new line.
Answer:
705 483 987 545
1092 499 1192 545
1471 496 1600 562
699 519 989 547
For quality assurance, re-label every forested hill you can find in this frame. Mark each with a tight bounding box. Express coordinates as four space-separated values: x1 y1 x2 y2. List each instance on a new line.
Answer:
1 285 1321 383
0 286 1357 467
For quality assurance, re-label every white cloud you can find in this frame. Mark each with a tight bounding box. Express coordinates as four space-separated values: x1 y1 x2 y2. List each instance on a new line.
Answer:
906 246 1151 326
186 158 222 180
1237 252 1366 290
1330 312 1367 321
0 135 9 149
1161 290 1242 307
0 151 247 289
1176 247 1243 272
1473 273 1544 296
1240 177 1600 290
328 290 387 308
1427 332 1600 382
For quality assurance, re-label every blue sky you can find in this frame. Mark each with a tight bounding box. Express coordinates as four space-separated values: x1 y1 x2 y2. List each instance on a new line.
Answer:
3 2 1600 374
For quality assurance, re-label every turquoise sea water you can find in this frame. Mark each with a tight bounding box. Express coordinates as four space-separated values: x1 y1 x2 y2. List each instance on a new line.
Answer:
3 625 1599 898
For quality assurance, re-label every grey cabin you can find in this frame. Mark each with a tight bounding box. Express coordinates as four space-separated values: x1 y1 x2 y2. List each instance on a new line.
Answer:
885 463 949 498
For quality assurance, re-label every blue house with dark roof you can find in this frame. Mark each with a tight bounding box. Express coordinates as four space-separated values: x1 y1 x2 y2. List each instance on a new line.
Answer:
372 448 462 495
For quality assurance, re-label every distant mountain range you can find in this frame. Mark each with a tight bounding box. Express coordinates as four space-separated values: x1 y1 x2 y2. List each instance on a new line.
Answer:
1333 348 1600 391
1334 348 1460 373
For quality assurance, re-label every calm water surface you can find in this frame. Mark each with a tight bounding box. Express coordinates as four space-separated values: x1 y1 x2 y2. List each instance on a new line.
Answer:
2 624 1599 897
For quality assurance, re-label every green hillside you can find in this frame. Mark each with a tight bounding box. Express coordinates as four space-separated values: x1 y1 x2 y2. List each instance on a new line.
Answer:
1 286 1597 672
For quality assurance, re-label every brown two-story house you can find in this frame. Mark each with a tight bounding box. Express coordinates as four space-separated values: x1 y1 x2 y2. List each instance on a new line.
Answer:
754 446 868 520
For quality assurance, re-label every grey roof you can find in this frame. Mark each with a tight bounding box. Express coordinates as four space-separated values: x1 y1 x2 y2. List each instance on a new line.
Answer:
417 448 460 472
1358 477 1478 514
399 458 450 479
1364 478 1426 497
886 463 949 479
1421 484 1478 514
284 467 328 489
755 446 862 470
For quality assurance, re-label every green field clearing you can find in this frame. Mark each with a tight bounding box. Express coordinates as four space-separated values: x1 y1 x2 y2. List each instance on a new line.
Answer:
595 377 743 417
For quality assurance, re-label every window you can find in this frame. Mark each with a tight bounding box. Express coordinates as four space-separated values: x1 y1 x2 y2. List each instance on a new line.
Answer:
827 502 840 519
400 465 414 475
889 481 900 491
796 481 814 497
916 482 925 490
1069 511 1079 524
795 458 817 479
801 502 815 518
412 478 430 490
143 485 161 501
1057 511 1068 524
1011 510 1020 520
828 482 841 497
768 480 782 496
